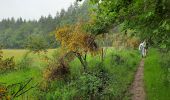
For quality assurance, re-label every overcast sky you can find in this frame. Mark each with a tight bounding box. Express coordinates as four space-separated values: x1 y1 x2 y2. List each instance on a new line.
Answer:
0 0 76 21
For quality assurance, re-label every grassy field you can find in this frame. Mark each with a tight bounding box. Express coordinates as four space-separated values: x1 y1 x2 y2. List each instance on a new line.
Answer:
0 48 141 99
0 49 57 99
144 49 170 100
2 49 56 60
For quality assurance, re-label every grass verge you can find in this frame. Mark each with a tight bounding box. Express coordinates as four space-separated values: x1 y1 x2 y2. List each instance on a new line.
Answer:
144 48 170 100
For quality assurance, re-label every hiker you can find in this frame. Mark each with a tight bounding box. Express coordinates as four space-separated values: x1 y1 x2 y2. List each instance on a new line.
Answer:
139 40 147 57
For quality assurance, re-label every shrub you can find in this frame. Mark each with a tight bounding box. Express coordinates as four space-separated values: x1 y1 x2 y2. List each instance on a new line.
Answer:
0 47 16 73
43 58 70 81
0 56 15 73
0 83 9 99
72 73 102 99
71 62 111 99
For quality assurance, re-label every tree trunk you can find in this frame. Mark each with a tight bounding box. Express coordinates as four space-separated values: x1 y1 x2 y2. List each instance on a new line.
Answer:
101 48 104 62
101 33 105 62
76 53 87 72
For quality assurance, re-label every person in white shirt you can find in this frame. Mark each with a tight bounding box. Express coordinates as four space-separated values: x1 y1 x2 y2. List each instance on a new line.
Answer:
139 40 146 57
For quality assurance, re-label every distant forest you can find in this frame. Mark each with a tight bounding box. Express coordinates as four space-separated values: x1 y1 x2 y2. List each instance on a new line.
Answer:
0 1 89 49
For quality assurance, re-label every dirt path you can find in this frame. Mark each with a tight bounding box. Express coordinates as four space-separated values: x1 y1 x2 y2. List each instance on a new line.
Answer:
130 59 146 100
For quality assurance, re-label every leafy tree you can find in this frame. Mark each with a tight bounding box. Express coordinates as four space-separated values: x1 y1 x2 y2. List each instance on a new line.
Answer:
56 22 99 71
78 0 170 50
25 34 48 53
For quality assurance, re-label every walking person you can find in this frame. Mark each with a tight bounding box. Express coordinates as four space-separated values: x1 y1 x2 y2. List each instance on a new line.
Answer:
139 40 147 58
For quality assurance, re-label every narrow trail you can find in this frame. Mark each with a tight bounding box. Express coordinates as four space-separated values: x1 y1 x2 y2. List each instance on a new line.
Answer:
130 59 146 100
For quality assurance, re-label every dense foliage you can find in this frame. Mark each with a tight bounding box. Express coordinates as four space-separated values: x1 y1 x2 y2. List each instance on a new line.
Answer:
79 0 170 50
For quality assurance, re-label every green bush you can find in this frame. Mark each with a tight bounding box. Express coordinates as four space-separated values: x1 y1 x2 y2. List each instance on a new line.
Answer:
73 73 102 99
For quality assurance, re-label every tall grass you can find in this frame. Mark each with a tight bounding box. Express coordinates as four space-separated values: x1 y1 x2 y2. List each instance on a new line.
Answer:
144 48 170 100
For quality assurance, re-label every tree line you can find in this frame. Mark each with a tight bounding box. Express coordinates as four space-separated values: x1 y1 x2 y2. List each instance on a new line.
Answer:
0 1 90 49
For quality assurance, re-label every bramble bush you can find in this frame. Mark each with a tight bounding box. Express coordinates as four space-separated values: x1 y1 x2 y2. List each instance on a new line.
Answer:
43 59 70 81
